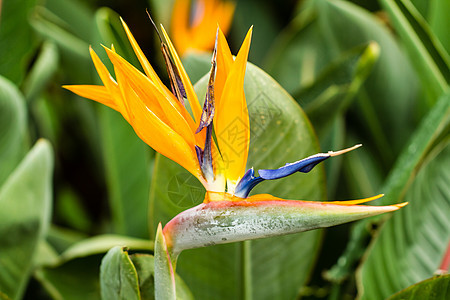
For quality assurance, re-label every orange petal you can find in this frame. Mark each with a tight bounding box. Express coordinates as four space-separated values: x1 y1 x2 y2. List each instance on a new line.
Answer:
215 27 233 105
120 19 200 138
215 27 252 187
89 47 117 94
119 74 203 181
216 0 235 38
89 47 130 120
63 85 118 111
120 18 162 85
104 47 197 148
330 194 384 205
246 193 409 209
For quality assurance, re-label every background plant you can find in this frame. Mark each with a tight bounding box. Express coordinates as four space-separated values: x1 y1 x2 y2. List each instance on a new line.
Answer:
0 0 448 299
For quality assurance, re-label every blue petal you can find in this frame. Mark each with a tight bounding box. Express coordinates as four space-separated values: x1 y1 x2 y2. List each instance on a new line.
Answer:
258 153 330 180
235 145 362 197
234 168 264 198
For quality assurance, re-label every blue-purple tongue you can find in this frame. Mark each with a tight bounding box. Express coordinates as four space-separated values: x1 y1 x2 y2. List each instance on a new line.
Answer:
234 145 362 197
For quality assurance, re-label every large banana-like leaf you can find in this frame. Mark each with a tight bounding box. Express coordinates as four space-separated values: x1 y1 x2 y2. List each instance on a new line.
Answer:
378 0 449 102
95 7 154 238
357 140 450 299
0 140 53 299
328 92 449 283
387 274 450 300
0 0 37 85
0 76 28 186
265 0 419 162
150 62 325 299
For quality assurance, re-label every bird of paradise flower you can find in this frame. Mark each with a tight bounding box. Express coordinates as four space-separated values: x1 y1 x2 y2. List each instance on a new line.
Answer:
64 17 406 263
171 0 235 55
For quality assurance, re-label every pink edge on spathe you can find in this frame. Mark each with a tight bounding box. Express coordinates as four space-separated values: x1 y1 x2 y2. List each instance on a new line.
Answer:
162 197 407 256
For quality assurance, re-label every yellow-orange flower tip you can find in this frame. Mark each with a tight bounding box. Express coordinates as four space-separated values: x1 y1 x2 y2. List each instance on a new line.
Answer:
394 202 409 209
330 194 384 205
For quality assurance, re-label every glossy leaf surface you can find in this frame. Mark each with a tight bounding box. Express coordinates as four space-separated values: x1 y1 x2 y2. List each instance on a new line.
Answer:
150 62 325 299
0 140 53 299
387 275 450 300
95 8 154 238
358 139 450 299
0 76 28 186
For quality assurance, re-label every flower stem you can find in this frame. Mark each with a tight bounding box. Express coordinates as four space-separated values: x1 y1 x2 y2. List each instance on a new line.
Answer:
242 240 253 299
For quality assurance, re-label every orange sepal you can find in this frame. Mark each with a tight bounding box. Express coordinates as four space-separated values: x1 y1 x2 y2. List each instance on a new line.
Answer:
62 85 117 111
215 27 252 187
103 46 197 148
118 73 203 182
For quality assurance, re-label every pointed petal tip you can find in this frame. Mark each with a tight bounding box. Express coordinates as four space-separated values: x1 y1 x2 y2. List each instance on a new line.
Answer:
100 44 110 51
394 202 408 209
157 222 163 233
329 144 362 157
246 26 253 39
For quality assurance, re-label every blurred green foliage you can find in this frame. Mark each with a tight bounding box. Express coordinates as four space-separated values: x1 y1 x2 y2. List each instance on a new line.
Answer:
0 0 448 299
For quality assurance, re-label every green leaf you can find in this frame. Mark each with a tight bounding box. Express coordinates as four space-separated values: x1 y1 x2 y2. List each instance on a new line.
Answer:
411 0 450 55
154 224 176 300
232 0 282 65
328 92 450 282
0 0 38 85
22 41 60 103
94 7 140 69
428 0 450 54
265 0 419 160
182 52 211 85
34 241 60 269
387 274 450 300
55 186 93 232
130 254 155 300
149 0 176 29
43 0 94 42
150 63 325 299
300 42 380 131
94 8 154 239
100 246 140 300
36 255 102 300
108 252 194 300
58 235 153 265
379 0 449 102
103 251 192 300
46 225 89 254
357 140 450 299
35 237 153 300
30 5 90 60
0 76 28 186
99 107 153 238
0 140 53 299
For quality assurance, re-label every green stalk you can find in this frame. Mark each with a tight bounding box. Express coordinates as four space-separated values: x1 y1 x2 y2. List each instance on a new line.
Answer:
242 240 253 300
